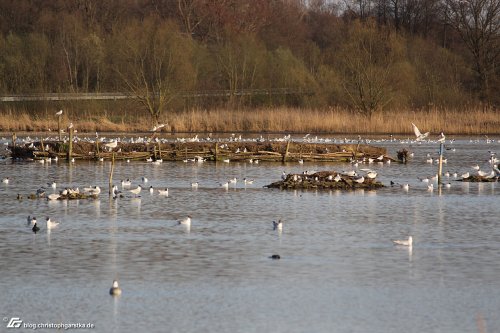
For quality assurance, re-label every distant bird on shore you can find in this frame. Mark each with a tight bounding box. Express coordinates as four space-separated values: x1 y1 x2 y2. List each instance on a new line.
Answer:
55 109 63 116
109 280 122 296
411 123 430 142
151 124 165 132
104 140 118 150
2 177 9 184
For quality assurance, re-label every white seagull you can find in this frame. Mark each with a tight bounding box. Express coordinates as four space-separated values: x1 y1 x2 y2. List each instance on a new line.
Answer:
27 216 36 226
47 193 60 200
272 220 283 231
129 185 142 196
411 123 430 141
46 217 60 229
2 177 9 184
104 140 118 150
158 188 169 196
393 236 413 247
178 215 192 226
55 109 63 116
437 132 446 143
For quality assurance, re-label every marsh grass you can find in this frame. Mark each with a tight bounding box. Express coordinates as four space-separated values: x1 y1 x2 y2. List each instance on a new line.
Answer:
1 106 498 135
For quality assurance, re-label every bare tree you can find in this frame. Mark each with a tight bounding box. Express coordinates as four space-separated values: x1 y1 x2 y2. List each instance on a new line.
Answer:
112 18 196 126
444 0 500 106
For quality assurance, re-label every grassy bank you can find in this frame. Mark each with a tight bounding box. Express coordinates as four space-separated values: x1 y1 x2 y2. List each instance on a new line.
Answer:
0 107 499 135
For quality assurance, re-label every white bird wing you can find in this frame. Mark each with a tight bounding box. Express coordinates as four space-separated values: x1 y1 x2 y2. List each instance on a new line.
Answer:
412 123 422 138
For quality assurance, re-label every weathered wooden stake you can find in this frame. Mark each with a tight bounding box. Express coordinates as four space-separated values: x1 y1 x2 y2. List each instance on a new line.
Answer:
12 133 16 148
214 143 218 161
58 115 62 141
157 142 162 160
67 127 74 162
96 140 100 159
282 140 291 162
437 142 444 185
109 152 115 195
40 138 45 152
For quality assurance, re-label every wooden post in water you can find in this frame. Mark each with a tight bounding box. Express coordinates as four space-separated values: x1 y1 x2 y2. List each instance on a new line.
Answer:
96 139 100 160
40 138 45 153
109 152 115 195
214 143 218 161
157 142 162 160
282 140 291 163
437 142 444 186
58 114 62 141
67 127 74 162
11 133 16 148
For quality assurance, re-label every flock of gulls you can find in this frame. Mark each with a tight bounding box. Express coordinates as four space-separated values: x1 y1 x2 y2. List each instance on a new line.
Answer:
1 120 499 296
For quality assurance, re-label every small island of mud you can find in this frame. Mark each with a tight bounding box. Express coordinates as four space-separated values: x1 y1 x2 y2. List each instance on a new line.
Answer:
265 171 385 190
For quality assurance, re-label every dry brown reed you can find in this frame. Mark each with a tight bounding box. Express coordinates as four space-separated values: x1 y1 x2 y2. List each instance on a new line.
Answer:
1 106 498 135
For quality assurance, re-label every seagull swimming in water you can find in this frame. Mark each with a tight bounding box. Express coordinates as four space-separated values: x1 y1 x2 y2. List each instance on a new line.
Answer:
272 220 283 231
411 123 430 142
2 177 9 184
46 217 59 229
129 185 142 196
27 216 36 226
109 280 122 296
158 188 169 196
393 236 413 247
178 215 192 226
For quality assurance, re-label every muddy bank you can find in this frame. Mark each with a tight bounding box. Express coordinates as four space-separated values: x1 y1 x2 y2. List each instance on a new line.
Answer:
265 171 385 190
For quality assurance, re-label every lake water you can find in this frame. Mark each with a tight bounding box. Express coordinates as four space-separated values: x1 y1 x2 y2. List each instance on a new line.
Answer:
0 136 499 333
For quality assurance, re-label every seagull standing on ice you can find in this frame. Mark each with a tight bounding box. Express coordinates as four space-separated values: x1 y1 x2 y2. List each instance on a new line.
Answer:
393 236 413 247
411 123 430 142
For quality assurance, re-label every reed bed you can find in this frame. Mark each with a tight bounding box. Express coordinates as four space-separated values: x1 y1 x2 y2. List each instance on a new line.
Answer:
1 106 498 135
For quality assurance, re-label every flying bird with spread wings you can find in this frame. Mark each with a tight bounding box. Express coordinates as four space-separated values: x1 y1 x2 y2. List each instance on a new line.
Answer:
411 123 430 142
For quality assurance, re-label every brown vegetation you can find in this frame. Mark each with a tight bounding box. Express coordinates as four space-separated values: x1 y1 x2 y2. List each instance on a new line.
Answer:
0 0 498 126
0 107 499 135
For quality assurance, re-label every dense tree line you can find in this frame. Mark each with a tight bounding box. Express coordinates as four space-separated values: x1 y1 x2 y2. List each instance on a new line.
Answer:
0 0 498 124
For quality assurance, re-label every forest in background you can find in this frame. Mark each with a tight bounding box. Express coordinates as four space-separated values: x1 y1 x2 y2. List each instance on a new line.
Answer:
0 0 498 132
